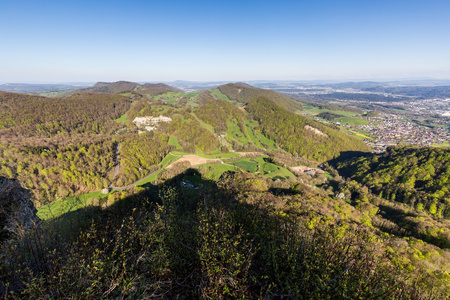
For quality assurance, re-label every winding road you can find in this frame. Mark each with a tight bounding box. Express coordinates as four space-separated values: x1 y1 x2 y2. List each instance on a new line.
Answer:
109 151 263 191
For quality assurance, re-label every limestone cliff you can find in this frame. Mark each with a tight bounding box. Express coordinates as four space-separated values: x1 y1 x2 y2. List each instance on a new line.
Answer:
0 176 40 241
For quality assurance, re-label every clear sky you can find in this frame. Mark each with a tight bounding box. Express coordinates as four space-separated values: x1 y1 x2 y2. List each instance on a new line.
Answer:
1 0 450 83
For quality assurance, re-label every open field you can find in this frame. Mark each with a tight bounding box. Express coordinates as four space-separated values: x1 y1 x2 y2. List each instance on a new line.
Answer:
37 191 109 220
115 113 127 123
166 155 222 168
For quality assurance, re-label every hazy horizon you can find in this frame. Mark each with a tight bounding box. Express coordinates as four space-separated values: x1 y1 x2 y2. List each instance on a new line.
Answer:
2 0 450 82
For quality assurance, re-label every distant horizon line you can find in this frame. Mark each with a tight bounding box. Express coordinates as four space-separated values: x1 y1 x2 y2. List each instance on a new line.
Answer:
2 77 450 86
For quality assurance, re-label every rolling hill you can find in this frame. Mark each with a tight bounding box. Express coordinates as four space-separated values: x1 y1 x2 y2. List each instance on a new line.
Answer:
218 82 303 111
62 81 182 97
1 84 450 298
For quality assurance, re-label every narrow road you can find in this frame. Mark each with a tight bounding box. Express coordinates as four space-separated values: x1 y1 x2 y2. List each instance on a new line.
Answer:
111 168 163 190
109 152 263 191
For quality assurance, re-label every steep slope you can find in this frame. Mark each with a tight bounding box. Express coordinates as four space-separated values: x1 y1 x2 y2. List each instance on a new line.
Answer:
336 146 450 218
218 82 303 111
246 97 370 161
0 176 39 241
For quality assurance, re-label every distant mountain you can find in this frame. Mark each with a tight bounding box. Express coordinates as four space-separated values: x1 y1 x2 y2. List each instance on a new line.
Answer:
62 81 182 97
217 83 303 111
0 83 88 94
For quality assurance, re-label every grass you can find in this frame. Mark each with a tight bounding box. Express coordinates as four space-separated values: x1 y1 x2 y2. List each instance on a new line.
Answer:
37 191 109 220
210 88 230 101
160 152 182 168
335 116 370 126
226 156 295 180
197 163 237 180
191 113 216 133
431 141 450 148
168 135 182 150
231 158 259 172
225 119 249 145
115 113 128 123
348 130 372 140
136 171 161 186
154 91 201 104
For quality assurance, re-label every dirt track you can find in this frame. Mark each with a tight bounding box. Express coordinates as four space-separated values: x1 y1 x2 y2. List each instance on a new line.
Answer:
166 155 221 169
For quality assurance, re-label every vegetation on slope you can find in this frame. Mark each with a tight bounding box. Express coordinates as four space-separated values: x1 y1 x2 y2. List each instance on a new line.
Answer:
336 146 450 219
218 82 303 111
0 92 131 138
115 132 171 186
246 97 370 161
62 81 182 97
0 170 436 299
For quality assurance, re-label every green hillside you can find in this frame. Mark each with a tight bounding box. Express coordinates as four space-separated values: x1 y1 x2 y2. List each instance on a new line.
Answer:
2 86 450 298
336 146 450 219
218 82 303 111
61 81 182 98
246 97 370 161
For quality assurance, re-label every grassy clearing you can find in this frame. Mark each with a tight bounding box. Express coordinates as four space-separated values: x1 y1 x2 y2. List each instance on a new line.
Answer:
253 157 295 180
336 116 370 126
227 156 295 180
160 152 182 168
225 119 249 145
210 88 231 101
432 141 450 148
197 163 237 180
339 128 367 141
168 136 182 150
191 113 216 133
244 119 264 148
37 191 109 220
253 129 277 150
115 113 128 123
155 91 201 104
136 171 161 186
348 130 372 140
231 158 259 172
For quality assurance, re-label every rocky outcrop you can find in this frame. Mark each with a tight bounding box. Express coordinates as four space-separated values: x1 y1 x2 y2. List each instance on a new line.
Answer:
0 176 40 241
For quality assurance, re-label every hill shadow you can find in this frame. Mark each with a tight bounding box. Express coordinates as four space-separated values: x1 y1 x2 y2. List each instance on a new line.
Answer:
327 151 373 167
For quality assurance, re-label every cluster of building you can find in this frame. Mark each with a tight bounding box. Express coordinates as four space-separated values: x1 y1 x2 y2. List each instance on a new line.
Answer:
359 119 450 152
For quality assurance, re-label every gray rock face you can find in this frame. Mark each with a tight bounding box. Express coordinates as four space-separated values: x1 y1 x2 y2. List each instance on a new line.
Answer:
0 176 40 241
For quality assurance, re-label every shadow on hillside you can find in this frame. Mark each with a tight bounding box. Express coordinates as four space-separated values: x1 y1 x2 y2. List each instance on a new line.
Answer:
377 204 449 248
327 151 373 167
3 167 424 299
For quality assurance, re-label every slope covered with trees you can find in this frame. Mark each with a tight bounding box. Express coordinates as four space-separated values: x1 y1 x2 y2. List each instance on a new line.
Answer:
218 83 303 111
336 146 450 219
2 170 443 299
63 81 182 97
246 97 370 161
0 91 131 138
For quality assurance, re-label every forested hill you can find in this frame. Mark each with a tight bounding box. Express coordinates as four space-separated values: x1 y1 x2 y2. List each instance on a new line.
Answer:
218 83 303 111
0 91 131 138
63 81 182 97
336 146 450 218
246 97 370 161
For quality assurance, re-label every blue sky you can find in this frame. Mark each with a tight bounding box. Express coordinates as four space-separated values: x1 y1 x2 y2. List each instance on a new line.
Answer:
1 0 450 82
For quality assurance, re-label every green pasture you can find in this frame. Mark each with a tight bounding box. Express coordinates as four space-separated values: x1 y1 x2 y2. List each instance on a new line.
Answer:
168 136 182 150
37 191 109 220
115 113 127 123
335 116 370 126
197 163 237 180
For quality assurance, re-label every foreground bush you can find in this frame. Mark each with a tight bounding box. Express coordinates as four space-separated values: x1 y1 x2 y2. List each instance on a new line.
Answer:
0 176 436 299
